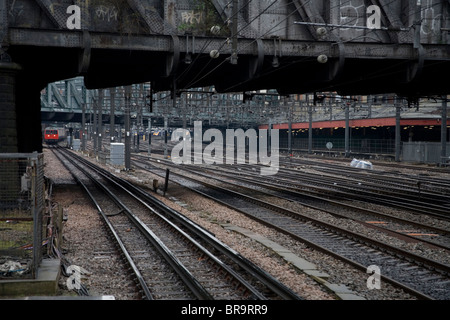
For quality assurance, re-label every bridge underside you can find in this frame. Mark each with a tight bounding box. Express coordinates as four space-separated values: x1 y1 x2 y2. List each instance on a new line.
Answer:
1 0 450 153
5 39 450 153
10 41 448 96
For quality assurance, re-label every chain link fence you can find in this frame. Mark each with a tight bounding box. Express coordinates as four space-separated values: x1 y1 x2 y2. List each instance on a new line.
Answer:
0 153 45 279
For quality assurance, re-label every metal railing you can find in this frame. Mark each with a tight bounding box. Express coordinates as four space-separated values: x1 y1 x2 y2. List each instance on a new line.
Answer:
0 153 45 279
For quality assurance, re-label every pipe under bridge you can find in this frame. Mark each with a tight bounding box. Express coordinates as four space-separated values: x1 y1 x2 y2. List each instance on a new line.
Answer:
1 0 450 153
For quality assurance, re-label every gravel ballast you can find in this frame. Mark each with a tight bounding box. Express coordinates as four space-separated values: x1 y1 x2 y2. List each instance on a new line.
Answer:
44 149 422 300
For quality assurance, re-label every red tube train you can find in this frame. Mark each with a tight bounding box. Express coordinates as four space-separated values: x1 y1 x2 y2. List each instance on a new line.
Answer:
44 128 67 144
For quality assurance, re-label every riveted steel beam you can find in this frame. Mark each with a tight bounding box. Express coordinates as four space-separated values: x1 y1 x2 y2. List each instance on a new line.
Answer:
34 0 67 29
9 27 450 61
0 0 9 60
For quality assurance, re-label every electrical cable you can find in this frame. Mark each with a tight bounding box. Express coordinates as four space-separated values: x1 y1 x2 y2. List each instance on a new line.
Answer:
181 0 306 89
217 0 445 96
179 0 281 89
96 1 446 113
174 0 255 86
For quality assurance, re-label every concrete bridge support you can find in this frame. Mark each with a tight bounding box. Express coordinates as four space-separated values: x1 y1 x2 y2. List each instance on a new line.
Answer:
0 62 21 153
16 76 44 153
0 61 43 154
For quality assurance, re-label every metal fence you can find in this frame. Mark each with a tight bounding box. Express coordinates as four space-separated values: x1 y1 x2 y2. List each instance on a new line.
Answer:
0 153 45 279
402 142 450 164
280 138 396 155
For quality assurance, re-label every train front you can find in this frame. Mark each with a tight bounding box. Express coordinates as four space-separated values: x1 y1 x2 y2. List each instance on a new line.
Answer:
44 129 60 144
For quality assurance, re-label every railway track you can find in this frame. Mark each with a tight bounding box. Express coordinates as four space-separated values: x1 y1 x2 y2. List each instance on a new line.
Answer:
139 144 450 213
271 168 450 221
140 157 450 252
51 147 302 300
132 155 450 300
283 153 450 175
145 143 450 206
280 157 450 199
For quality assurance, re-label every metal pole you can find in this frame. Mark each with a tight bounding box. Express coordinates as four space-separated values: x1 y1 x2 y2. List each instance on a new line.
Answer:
163 168 170 196
345 103 350 157
97 89 103 152
395 102 401 162
164 116 168 159
287 96 292 156
81 102 86 151
414 0 422 49
136 128 140 152
442 96 448 165
93 92 98 153
47 84 52 109
66 80 71 109
88 111 92 140
110 88 115 142
125 86 132 170
148 117 152 156
267 120 272 152
231 0 238 64
308 103 313 154
81 85 87 151
182 93 187 130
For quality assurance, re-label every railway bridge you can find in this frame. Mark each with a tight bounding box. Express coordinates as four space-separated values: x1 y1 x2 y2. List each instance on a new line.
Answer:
1 0 450 153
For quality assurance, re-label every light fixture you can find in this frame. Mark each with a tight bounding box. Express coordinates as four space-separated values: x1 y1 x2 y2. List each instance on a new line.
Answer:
316 27 327 36
317 55 328 64
210 50 220 59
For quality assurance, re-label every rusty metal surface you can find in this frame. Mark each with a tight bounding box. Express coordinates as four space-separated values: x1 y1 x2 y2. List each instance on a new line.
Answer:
1 0 450 94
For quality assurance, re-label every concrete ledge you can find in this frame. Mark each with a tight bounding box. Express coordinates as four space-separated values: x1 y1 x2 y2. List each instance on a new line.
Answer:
221 223 365 300
0 259 60 297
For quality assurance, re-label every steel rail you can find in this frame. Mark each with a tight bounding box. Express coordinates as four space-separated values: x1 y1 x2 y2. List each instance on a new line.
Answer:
137 155 450 235
145 159 450 252
61 148 302 300
206 160 450 220
270 168 450 219
134 157 450 300
279 157 450 192
55 148 214 299
50 147 154 300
